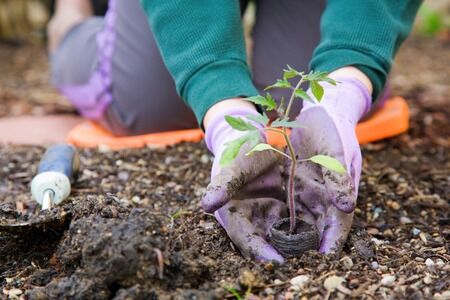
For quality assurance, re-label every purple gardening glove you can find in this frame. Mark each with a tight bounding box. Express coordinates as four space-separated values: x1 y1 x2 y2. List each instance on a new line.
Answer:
289 77 371 253
202 106 287 263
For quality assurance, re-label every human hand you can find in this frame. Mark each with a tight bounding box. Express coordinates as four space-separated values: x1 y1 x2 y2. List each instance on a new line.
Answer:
289 76 371 253
202 105 287 263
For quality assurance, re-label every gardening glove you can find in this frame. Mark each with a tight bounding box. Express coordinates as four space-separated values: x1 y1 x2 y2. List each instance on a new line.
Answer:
202 106 287 263
289 77 371 253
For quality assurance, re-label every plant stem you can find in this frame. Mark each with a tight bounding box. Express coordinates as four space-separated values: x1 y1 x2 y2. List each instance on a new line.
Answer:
283 76 304 234
263 126 297 233
284 131 297 234
284 76 304 120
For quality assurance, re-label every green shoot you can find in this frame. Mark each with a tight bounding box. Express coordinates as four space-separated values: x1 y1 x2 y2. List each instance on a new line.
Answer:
221 66 345 233
224 285 243 300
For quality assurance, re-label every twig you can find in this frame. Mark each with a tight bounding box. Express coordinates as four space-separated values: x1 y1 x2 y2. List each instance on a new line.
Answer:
153 248 164 279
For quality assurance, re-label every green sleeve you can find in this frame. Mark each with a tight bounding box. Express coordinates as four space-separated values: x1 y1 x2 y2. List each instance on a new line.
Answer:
310 0 422 100
140 0 258 125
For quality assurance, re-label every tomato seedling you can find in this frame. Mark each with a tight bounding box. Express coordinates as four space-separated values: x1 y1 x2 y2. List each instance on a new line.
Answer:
221 66 346 242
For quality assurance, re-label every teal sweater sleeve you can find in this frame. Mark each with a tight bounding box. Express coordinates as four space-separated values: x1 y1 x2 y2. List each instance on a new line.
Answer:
140 0 258 125
310 0 422 101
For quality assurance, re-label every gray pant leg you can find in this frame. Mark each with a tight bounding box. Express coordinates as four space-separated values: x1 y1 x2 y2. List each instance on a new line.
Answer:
51 0 197 136
251 0 326 118
105 0 197 136
51 18 103 87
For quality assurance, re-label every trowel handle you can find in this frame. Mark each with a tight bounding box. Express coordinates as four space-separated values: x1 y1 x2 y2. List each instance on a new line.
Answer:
31 144 80 206
38 144 80 182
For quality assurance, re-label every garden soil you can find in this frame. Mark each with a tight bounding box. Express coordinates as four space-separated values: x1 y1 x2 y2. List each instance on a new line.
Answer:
0 36 449 299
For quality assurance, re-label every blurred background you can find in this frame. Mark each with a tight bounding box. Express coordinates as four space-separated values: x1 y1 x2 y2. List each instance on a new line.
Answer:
0 0 448 119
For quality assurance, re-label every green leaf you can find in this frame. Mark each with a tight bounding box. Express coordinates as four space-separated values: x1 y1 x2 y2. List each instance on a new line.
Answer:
294 88 313 103
246 113 269 126
170 209 185 219
246 130 262 150
322 77 338 85
224 115 257 131
310 81 324 102
220 131 260 167
246 143 291 159
304 71 328 81
304 71 337 85
308 155 346 174
283 70 297 80
246 143 274 155
271 119 306 129
220 136 248 167
264 79 292 91
283 65 299 80
245 94 276 111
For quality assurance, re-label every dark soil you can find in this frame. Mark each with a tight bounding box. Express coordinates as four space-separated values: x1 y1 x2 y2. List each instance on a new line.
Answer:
269 218 319 257
0 36 449 299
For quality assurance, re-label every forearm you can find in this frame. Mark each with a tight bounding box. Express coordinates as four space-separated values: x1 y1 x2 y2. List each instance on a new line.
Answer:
140 0 258 125
310 0 422 100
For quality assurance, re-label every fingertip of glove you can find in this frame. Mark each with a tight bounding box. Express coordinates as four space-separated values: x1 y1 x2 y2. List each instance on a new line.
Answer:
255 252 284 264
332 197 356 213
201 196 216 213
201 187 227 213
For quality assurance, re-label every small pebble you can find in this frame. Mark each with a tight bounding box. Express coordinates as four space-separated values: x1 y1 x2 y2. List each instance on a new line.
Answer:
6 289 22 297
324 275 344 291
239 270 263 287
368 228 379 235
381 275 396 286
400 216 413 224
415 257 425 262
383 229 394 238
373 207 383 219
340 256 354 270
371 237 384 246
264 287 274 295
412 228 421 236
264 263 274 271
290 275 310 290
199 221 215 230
117 171 129 182
131 196 141 204
273 279 283 285
371 261 379 269
423 275 433 285
425 258 434 268
434 291 450 299
387 200 401 210
419 232 428 244
200 154 210 164
436 259 445 267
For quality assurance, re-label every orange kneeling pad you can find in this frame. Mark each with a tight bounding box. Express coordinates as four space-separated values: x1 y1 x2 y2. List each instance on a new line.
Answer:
67 97 409 149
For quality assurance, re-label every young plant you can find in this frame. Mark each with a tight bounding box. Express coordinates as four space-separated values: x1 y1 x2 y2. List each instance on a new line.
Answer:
221 66 346 235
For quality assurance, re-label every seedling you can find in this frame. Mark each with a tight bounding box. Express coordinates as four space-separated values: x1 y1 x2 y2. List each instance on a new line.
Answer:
223 285 243 300
221 66 346 256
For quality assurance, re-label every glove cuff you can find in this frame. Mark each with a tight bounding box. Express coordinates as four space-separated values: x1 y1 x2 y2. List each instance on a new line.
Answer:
303 76 372 125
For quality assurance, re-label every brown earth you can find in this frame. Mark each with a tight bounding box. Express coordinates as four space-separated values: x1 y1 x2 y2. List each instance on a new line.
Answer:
0 35 449 299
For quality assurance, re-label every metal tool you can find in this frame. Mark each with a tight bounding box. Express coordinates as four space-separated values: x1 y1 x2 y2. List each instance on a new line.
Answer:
31 144 80 210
